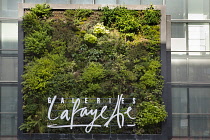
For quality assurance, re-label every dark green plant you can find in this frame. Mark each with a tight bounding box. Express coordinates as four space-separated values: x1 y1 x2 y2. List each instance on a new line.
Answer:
101 6 141 33
22 4 52 34
24 30 52 60
75 9 93 19
141 5 161 25
82 62 105 82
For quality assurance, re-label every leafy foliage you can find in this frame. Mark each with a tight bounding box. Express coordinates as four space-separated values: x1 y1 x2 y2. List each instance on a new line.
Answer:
21 4 166 134
30 3 52 18
136 101 167 127
142 5 161 25
101 6 141 33
93 23 109 35
24 30 52 59
84 33 97 44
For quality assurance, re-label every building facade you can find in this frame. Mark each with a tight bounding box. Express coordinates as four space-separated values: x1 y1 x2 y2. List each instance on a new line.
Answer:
1 0 210 139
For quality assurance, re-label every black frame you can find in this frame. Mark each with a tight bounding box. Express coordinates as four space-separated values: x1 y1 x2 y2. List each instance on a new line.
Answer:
18 4 171 140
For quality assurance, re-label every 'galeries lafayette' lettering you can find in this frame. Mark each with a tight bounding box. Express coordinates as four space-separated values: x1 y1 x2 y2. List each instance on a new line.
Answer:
47 94 136 133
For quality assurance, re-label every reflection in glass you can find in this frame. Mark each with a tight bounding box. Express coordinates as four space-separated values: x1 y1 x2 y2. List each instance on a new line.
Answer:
0 56 18 81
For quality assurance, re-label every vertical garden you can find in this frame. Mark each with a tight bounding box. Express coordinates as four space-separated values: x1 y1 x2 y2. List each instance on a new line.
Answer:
19 4 167 135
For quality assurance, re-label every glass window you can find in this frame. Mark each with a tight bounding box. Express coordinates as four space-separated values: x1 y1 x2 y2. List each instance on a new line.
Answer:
1 86 17 112
0 0 19 17
141 0 162 5
0 56 18 81
0 86 17 136
188 24 209 52
188 55 210 83
171 54 188 83
95 0 115 4
0 114 17 135
118 0 140 5
24 0 46 3
166 0 186 19
172 88 188 136
190 115 210 136
71 0 92 4
172 88 187 113
171 23 187 51
189 88 210 113
0 21 18 50
172 115 188 136
47 0 69 4
188 0 209 20
172 53 210 83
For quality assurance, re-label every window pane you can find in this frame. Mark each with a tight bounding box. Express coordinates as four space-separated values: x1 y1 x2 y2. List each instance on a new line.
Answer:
1 21 18 50
71 0 92 4
141 0 162 5
172 88 187 113
0 56 18 81
172 115 188 136
188 55 210 83
188 24 209 52
118 0 139 5
172 53 210 83
188 0 209 19
1 86 18 112
0 50 18 55
0 0 19 18
166 0 186 19
0 114 17 135
47 0 69 4
189 88 210 113
95 0 115 4
24 0 46 3
171 23 187 51
190 115 210 136
171 54 188 83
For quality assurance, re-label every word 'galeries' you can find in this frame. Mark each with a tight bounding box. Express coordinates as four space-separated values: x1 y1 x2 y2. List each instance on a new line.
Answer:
47 94 136 133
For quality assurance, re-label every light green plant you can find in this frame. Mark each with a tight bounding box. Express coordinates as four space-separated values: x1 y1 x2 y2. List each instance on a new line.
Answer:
136 101 167 127
82 62 105 82
93 23 109 35
84 33 97 44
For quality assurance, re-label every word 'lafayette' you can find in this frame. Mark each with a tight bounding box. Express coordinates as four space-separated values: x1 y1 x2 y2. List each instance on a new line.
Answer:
47 94 136 133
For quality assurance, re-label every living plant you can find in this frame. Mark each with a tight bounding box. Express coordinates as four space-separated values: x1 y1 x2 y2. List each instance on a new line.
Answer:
20 4 167 134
